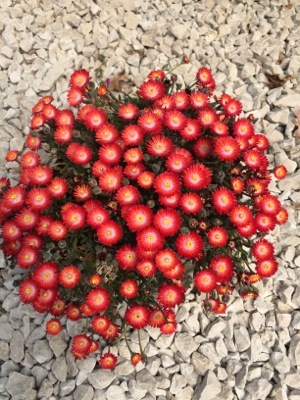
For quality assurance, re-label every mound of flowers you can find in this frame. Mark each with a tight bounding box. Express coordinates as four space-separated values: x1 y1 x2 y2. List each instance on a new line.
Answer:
0 58 288 368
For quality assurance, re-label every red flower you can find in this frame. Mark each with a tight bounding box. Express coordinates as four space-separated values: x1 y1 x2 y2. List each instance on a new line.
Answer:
160 321 177 335
210 121 229 136
19 151 40 168
155 248 180 272
30 113 45 130
125 304 150 329
121 125 144 146
252 239 274 261
92 160 109 177
55 110 75 126
194 269 217 293
237 220 257 238
73 184 92 202
172 91 189 110
138 111 162 134
208 226 228 247
120 279 139 299
15 208 39 231
255 134 269 151
164 110 187 131
89 274 102 287
274 165 287 179
224 99 242 116
183 163 212 190
91 316 110 334
157 284 185 307
180 192 203 215
50 297 66 316
69 69 90 88
138 80 165 101
2 186 26 210
212 187 237 215
118 103 139 120
163 261 184 279
86 288 110 313
116 185 140 206
214 137 240 162
99 352 118 370
231 177 244 194
198 107 218 128
97 220 122 246
259 194 281 215
137 226 164 251
179 118 201 141
67 87 84 106
230 205 252 227
209 255 234 283
33 262 59 289
116 245 138 271
124 163 145 180
137 171 155 189
131 353 142 366
125 204 153 232
124 147 143 164
243 149 264 170
233 118 254 139
59 265 81 288
87 206 110 228
256 258 278 278
98 143 123 165
54 125 73 144
136 259 156 277
176 232 204 259
17 246 40 269
148 308 167 327
190 91 209 109
66 305 81 321
255 213 276 232
154 171 181 196
197 67 213 85
19 278 39 303
276 208 288 225
155 95 174 110
158 192 181 208
42 104 58 120
101 323 120 341
147 135 174 158
22 233 43 249
46 319 62 335
67 144 93 165
48 221 68 241
148 69 166 81
96 124 119 144
166 152 192 173
1 220 22 241
72 334 92 356
62 205 86 230
193 137 213 159
84 108 107 131
153 208 182 237
99 166 123 193
35 216 53 235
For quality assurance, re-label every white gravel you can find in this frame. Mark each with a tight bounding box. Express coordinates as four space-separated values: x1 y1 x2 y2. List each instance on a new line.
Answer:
0 0 300 399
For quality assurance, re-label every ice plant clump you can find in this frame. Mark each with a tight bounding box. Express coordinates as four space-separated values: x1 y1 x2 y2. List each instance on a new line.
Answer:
0 59 288 369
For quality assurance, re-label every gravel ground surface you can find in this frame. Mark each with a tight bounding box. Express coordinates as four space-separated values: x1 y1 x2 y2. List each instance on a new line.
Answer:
0 0 300 399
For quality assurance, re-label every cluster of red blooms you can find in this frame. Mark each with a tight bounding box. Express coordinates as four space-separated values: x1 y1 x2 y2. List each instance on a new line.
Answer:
0 62 288 369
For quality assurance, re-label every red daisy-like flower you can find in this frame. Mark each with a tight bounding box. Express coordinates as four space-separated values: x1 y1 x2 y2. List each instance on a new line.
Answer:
172 91 189 110
33 262 59 289
154 95 174 110
180 192 203 215
87 206 110 228
50 296 66 316
160 321 177 335
99 166 123 193
158 192 181 208
116 245 138 271
224 99 243 116
121 125 144 146
198 107 218 128
91 316 110 334
86 288 110 313
138 111 162 134
20 151 40 168
230 205 252 227
47 177 68 199
15 208 39 231
59 265 81 288
164 110 187 131
26 188 52 212
208 226 228 247
212 187 237 215
243 149 264 171
165 152 192 173
124 162 145 180
259 194 281 215
42 104 58 121
2 186 26 210
48 221 68 241
84 108 107 131
98 143 123 165
125 204 153 232
147 135 174 158
124 147 143 164
69 69 90 88
233 118 254 139
30 113 46 130
72 334 92 356
252 239 274 261
209 255 234 283
148 69 166 81
67 144 93 165
193 139 212 162
62 205 86 230
137 226 165 252
89 274 102 287
116 185 140 206
95 124 119 144
77 104 95 122
194 269 217 293
254 134 269 151
80 302 94 317
214 137 241 162
197 67 214 85
97 220 122 246
276 208 288 225
54 125 73 144
73 184 92 202
231 177 244 194
255 213 276 232
179 118 201 141
136 259 157 277
92 160 109 177
153 208 182 237
157 284 185 308
131 353 142 366
210 121 229 136
55 110 75 127
1 220 22 241
5 150 18 162
120 279 139 299
99 352 118 370
125 304 150 329
155 248 180 272
101 323 120 341
189 91 209 109
118 103 139 120
17 246 40 269
236 137 249 152
163 261 184 279
256 258 278 278
22 233 43 250
154 171 181 196
183 163 212 191
148 308 167 327
135 171 154 189
176 232 203 259
138 80 165 101
28 165 53 186
237 220 257 238
46 319 62 335
67 87 84 107
246 179 267 197
274 165 287 180
66 305 81 321
19 278 39 303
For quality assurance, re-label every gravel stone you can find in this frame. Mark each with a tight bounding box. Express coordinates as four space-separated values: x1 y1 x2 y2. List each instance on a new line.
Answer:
0 322 14 342
48 334 68 357
191 352 215 375
9 331 24 363
76 357 97 385
52 357 68 382
0 341 10 361
245 378 273 399
194 370 222 400
73 384 94 400
87 370 116 390
31 340 53 364
5 372 35 397
106 385 126 400
174 333 199 357
59 380 76 397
